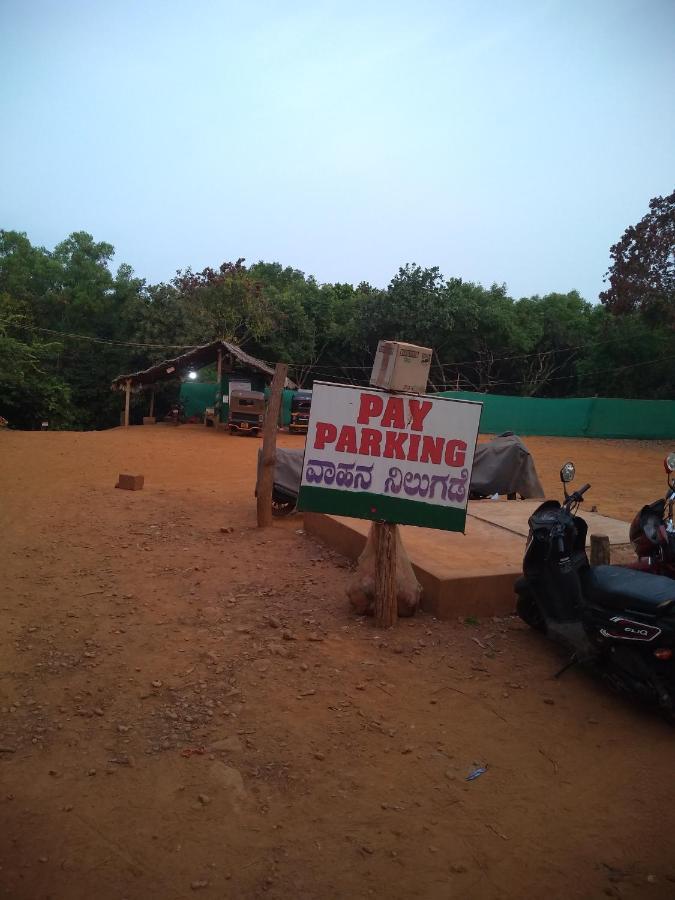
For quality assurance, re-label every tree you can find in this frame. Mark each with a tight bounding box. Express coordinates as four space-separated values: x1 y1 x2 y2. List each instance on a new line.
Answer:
1 230 149 428
577 305 675 399
173 259 274 346
510 292 592 396
247 262 321 378
0 293 72 428
600 189 675 320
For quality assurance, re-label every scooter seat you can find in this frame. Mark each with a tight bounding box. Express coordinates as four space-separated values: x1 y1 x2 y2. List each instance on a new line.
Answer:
583 565 675 614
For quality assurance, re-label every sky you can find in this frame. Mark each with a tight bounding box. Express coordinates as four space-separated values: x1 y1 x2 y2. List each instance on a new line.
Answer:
1 0 674 302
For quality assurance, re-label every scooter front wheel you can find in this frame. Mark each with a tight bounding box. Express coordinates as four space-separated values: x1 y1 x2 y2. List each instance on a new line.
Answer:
516 588 547 633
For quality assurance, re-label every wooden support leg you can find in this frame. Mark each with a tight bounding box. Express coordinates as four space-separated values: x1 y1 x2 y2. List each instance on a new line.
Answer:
590 534 610 566
149 390 155 418
257 363 289 527
374 521 397 628
124 379 131 427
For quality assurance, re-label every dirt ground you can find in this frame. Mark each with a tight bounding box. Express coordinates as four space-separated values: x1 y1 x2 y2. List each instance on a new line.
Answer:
1 425 674 900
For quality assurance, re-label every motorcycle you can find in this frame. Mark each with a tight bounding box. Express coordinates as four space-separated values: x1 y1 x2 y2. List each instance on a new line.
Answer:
165 402 184 426
628 452 675 578
515 461 675 719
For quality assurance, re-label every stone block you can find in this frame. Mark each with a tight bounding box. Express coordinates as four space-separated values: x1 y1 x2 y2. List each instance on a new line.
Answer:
116 474 144 491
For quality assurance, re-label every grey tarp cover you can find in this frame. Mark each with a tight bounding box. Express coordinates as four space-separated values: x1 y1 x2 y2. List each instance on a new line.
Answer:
259 432 543 501
257 447 305 495
470 432 544 499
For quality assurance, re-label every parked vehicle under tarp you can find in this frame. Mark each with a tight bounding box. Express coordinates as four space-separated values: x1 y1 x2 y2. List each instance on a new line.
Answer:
256 447 305 516
470 432 544 499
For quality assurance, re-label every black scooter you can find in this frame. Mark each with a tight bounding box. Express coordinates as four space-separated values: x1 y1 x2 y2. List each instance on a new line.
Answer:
515 461 675 719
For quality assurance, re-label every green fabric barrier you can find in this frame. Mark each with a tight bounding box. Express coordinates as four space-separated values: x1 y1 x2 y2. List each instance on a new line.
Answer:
585 398 675 439
437 391 675 440
179 382 219 418
262 387 294 426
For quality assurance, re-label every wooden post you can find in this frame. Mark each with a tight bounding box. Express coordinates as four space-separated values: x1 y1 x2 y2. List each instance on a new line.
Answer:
257 363 288 527
124 379 131 427
215 348 224 428
374 521 398 628
590 534 610 566
149 389 155 418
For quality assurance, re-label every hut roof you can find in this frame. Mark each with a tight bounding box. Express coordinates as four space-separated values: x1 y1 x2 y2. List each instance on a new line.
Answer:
111 339 296 390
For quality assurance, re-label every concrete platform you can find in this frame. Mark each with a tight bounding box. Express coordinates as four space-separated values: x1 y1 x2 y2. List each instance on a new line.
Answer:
303 500 631 619
468 500 630 547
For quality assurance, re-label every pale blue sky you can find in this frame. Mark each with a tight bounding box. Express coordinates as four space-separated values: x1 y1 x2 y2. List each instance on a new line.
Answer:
1 0 673 301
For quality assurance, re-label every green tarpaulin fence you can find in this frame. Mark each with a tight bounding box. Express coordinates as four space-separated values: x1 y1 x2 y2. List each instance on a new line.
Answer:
179 381 293 425
181 383 675 439
437 391 675 440
179 382 219 418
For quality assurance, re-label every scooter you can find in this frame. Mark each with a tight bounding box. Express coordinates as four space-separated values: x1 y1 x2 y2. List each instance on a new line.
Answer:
166 402 184 426
515 461 675 718
628 452 675 578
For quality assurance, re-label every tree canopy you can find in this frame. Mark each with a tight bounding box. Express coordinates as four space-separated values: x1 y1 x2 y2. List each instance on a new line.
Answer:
1 195 674 428
600 189 675 321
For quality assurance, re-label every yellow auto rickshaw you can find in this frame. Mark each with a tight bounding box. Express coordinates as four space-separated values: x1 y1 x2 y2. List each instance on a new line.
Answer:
228 389 265 436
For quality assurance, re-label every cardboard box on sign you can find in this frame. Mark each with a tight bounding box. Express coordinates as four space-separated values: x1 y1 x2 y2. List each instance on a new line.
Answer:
369 341 432 394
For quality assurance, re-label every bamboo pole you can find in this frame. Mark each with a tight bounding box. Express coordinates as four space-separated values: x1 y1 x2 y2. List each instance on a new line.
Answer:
124 379 131 427
374 521 398 628
257 363 288 527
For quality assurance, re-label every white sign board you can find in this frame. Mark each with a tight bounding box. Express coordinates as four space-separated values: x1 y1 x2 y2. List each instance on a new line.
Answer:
297 382 482 532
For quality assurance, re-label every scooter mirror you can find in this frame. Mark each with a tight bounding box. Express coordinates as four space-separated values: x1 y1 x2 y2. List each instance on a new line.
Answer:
560 461 576 484
664 451 675 474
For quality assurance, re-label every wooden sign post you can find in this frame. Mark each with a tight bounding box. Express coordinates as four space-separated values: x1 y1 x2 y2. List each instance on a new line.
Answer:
296 379 483 627
257 362 288 528
374 521 397 628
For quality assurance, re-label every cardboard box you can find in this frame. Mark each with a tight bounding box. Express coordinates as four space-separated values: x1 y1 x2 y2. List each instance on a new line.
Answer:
369 341 432 394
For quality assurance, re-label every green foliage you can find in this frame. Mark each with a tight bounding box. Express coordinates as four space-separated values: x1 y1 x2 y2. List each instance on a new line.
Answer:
600 189 675 320
0 229 148 429
578 307 675 399
1 211 673 430
173 259 274 347
0 293 72 428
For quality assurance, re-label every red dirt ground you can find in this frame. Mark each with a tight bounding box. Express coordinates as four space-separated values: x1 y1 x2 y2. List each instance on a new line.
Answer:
1 426 674 900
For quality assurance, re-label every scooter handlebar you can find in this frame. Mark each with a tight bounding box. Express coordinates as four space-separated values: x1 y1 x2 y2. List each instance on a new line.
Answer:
563 483 591 508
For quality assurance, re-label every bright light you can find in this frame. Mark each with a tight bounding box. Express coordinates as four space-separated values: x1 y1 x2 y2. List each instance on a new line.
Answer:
188 371 198 381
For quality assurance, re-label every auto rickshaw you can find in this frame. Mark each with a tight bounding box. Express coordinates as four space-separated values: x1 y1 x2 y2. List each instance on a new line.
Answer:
228 389 265 436
289 389 312 434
